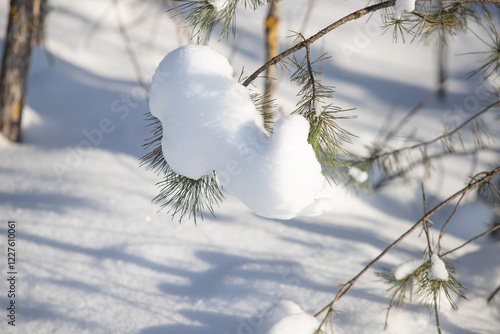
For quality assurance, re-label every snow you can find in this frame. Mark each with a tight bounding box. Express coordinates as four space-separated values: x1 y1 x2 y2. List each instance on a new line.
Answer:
393 258 424 280
208 0 227 12
349 166 368 183
428 254 449 281
150 44 263 180
150 45 331 219
260 300 320 334
394 0 416 18
1 1 499 334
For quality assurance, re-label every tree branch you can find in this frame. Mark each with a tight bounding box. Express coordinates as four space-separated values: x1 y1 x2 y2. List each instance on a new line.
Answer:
242 0 500 87
370 100 500 162
314 166 500 325
441 223 500 257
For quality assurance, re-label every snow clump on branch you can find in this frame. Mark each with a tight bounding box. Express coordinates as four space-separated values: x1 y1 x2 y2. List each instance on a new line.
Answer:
207 0 227 12
149 44 333 219
394 0 415 18
428 254 449 281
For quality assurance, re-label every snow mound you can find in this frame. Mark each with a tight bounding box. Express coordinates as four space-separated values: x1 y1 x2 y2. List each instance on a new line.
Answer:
257 300 320 334
149 44 332 219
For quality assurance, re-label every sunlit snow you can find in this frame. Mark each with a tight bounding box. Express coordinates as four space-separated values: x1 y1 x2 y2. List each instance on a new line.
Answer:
150 44 332 219
428 254 449 281
394 0 415 18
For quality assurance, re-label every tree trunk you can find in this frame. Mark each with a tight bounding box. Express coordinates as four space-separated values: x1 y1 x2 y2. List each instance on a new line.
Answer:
0 0 42 142
263 0 280 129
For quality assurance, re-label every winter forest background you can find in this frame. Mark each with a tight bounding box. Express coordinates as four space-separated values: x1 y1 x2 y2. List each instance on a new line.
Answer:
0 0 500 333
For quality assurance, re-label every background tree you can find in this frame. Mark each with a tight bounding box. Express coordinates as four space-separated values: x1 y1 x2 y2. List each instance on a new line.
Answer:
263 0 280 126
0 0 45 142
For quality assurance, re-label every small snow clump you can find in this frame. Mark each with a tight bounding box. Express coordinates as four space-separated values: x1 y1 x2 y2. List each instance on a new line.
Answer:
256 300 320 334
393 259 423 280
208 0 227 12
428 254 449 281
150 44 333 220
348 166 368 183
394 0 415 18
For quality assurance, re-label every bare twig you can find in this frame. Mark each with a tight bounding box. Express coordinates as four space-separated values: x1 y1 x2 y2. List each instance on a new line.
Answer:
370 100 500 162
384 274 415 329
438 191 467 252
112 0 148 92
487 285 500 303
422 183 434 254
382 80 447 143
374 146 500 190
441 223 500 257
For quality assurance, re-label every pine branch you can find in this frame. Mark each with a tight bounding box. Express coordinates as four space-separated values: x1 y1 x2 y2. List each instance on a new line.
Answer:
140 110 225 224
170 0 267 42
242 0 500 87
314 167 500 329
242 0 396 87
284 45 357 179
112 0 148 91
374 147 500 190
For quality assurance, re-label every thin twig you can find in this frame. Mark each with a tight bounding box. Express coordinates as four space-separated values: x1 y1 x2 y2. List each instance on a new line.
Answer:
371 100 500 162
383 80 447 143
487 285 500 303
422 183 434 254
441 223 500 257
314 167 500 325
438 191 467 252
299 0 317 35
112 0 148 92
242 0 397 87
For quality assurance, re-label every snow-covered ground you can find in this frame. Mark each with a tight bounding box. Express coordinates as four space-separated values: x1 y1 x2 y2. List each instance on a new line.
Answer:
1 1 499 333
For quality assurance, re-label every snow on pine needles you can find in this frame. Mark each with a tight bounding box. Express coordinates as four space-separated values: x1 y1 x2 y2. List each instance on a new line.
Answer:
149 44 333 220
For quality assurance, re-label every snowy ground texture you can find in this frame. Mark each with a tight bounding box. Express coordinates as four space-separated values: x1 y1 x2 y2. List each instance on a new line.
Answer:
1 0 500 333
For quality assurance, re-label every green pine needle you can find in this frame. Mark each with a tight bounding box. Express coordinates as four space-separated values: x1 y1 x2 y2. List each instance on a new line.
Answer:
140 111 225 224
285 50 357 181
170 0 268 42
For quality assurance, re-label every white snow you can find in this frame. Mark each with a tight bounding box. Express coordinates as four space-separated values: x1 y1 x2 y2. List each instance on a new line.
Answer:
150 44 331 220
393 258 424 280
208 0 227 12
261 300 320 334
1 1 499 334
150 44 264 180
349 166 368 183
428 254 449 281
394 0 416 18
